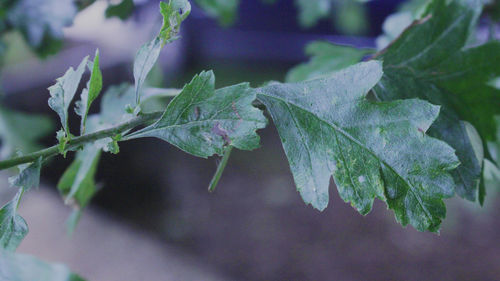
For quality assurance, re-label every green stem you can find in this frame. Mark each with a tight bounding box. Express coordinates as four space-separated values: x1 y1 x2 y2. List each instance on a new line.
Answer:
0 112 162 171
208 146 233 193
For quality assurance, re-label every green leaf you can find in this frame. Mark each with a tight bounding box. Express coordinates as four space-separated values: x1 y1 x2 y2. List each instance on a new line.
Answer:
1 158 42 251
127 71 267 158
375 0 430 50
194 0 239 26
105 0 135 20
286 41 373 82
0 191 27 251
295 0 332 28
133 0 191 105
48 56 89 136
6 0 77 56
76 49 103 135
8 157 42 192
58 144 100 207
0 106 52 159
0 250 85 281
373 0 500 201
257 61 459 232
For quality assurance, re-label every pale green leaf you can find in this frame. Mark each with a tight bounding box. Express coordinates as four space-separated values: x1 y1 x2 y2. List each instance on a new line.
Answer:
133 0 191 105
0 251 85 281
76 49 103 135
127 71 267 158
286 41 373 82
48 56 89 135
8 157 42 192
0 106 52 159
373 0 500 201
257 61 459 232
0 191 27 251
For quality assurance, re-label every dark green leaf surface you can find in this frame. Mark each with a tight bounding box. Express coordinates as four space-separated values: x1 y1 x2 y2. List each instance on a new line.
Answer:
48 56 89 136
0 251 85 281
286 41 373 82
76 50 103 135
257 61 459 232
0 106 52 159
0 191 27 251
127 71 267 158
373 0 500 201
105 0 135 20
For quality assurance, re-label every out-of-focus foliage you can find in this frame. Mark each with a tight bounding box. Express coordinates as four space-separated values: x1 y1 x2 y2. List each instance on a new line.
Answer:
286 41 373 82
0 0 77 57
105 0 135 20
0 106 53 159
194 0 369 34
0 250 84 281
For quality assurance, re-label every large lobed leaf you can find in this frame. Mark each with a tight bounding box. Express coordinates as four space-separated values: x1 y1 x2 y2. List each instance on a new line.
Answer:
127 71 267 158
257 61 459 232
373 0 500 201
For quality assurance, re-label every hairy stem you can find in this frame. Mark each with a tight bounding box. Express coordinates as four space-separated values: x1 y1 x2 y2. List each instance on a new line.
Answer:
0 112 162 170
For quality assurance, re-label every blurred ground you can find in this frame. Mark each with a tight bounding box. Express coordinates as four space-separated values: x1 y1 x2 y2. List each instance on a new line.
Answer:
0 179 230 281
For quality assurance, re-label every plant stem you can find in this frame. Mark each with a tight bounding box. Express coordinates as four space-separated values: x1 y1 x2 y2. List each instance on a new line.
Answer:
208 146 233 193
0 112 162 171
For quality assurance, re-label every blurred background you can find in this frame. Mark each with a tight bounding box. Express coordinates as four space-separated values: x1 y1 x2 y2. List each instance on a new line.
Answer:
0 0 500 280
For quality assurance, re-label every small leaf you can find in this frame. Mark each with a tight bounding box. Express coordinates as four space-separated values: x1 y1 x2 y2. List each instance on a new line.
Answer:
48 55 89 136
133 0 191 105
76 49 103 135
8 157 42 192
257 61 459 232
127 71 267 158
286 41 373 82
0 250 85 281
0 191 28 251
